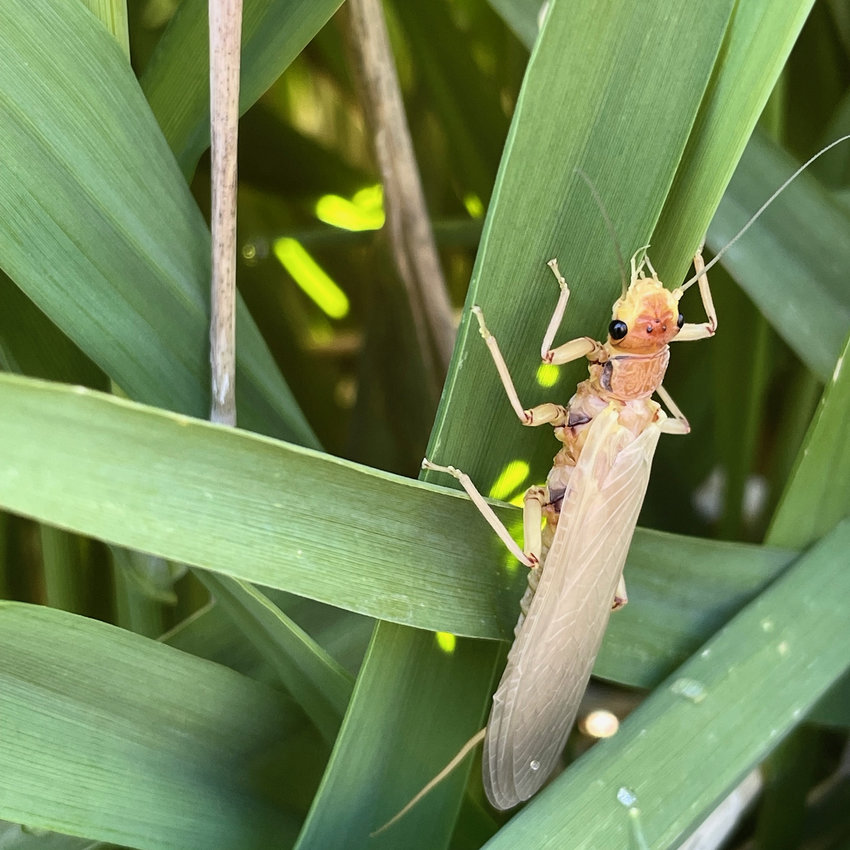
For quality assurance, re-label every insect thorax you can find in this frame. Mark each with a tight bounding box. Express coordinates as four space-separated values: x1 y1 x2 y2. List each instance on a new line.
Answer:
595 346 670 400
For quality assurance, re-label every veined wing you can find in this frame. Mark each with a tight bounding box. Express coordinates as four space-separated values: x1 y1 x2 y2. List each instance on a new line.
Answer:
483 403 663 810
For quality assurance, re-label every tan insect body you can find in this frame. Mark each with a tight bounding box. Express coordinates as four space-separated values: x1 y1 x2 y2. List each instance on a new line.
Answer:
425 249 716 810
394 137 850 827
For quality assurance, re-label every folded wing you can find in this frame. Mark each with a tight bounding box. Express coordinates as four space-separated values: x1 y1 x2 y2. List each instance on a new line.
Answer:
483 403 663 810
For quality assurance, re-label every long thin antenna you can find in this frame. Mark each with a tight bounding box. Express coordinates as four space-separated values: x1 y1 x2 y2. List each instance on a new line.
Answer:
681 134 850 290
370 728 486 836
574 168 629 296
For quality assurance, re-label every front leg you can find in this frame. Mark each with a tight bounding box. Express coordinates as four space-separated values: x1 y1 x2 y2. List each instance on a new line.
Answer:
541 259 606 364
473 306 572 426
672 246 718 342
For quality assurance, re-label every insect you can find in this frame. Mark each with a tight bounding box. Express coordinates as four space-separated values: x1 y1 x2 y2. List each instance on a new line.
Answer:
371 136 850 828
423 244 716 810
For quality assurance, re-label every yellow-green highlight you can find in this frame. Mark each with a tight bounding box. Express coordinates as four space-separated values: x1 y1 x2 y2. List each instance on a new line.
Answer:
536 363 560 388
435 632 457 654
463 193 485 219
273 238 350 319
315 184 385 231
487 459 530 501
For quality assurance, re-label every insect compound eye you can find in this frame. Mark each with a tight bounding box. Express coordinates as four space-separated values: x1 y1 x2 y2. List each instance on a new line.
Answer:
677 313 685 328
609 319 628 340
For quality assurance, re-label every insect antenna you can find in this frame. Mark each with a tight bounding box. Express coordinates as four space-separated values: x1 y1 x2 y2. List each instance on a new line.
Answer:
370 728 486 835
574 168 629 297
680 133 850 291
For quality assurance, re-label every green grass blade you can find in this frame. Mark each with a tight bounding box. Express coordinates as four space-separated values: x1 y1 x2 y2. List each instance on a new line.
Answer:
0 818 105 849
483 521 850 849
651 0 816 283
196 572 353 742
111 548 172 638
293 625 498 850
487 0 539 49
707 131 850 382
141 0 343 175
759 311 850 732
0 0 316 446
0 273 107 389
0 601 302 849
429 2 736 494
768 329 850 547
39 527 89 615
79 0 130 57
0 372 793 683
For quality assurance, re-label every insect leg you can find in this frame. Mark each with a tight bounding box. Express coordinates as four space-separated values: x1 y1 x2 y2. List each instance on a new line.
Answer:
673 246 717 341
473 306 574 426
613 574 628 609
656 384 691 434
522 486 545 564
540 259 604 365
422 458 540 567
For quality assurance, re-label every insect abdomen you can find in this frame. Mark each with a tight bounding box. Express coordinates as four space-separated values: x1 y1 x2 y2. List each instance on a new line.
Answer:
482 404 663 809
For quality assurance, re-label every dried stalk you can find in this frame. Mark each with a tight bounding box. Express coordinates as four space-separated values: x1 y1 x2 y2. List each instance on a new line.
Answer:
209 0 242 426
346 0 456 386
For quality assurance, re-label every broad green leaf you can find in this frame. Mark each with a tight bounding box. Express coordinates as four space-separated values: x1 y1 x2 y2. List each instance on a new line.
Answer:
0 0 316 447
429 2 734 498
651 1 817 284
707 131 850 382
0 601 302 849
141 0 344 175
298 2 737 847
482 521 850 849
0 372 792 684
760 320 850 732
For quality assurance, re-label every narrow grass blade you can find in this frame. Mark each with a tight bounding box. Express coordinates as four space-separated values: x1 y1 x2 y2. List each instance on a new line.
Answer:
39 527 89 615
487 0 540 49
483 521 850 849
0 601 302 849
293 624 498 850
0 0 316 446
141 0 344 175
707 132 850 382
196 572 353 742
651 0 817 284
0 274 106 389
768 328 850 548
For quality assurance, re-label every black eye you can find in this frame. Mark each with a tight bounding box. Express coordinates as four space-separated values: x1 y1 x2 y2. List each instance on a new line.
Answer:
609 320 628 340
677 313 685 328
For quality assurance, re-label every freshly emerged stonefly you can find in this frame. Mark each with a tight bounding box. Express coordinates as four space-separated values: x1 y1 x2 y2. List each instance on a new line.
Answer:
373 135 850 831
424 243 716 810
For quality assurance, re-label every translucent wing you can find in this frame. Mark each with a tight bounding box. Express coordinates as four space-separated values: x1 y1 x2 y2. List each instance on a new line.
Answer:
483 403 663 810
